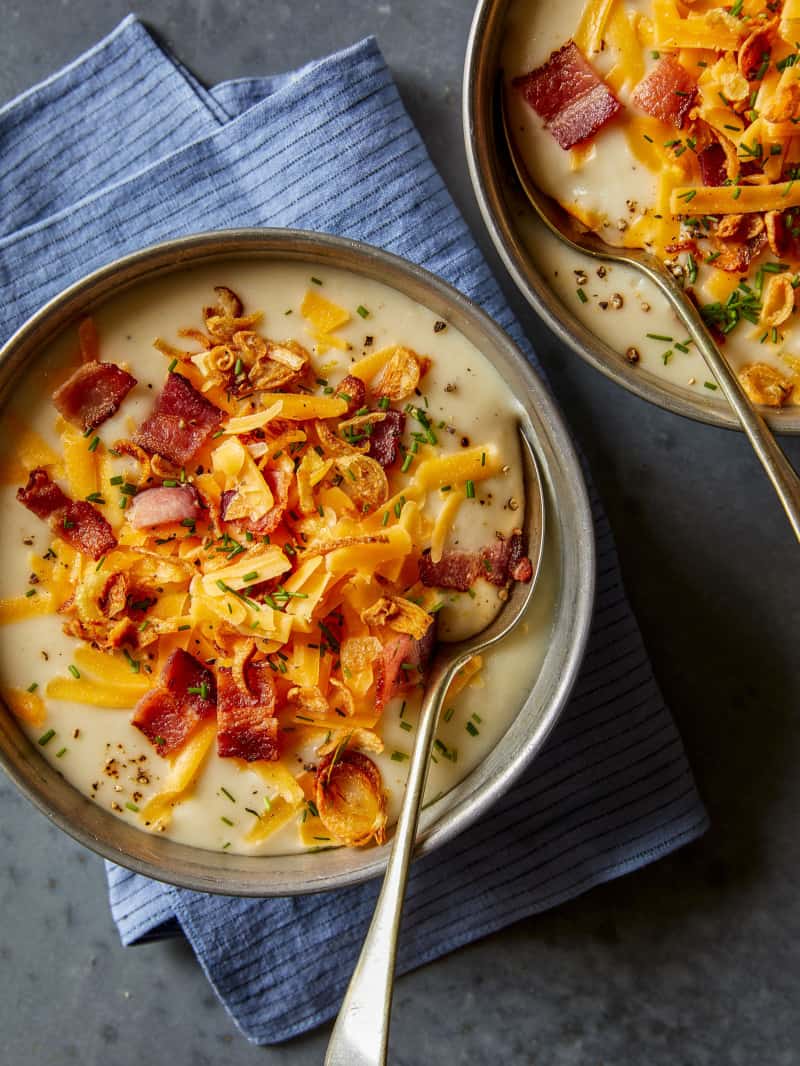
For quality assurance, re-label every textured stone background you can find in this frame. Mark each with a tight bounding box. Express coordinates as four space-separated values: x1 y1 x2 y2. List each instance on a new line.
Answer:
1 1 799 1063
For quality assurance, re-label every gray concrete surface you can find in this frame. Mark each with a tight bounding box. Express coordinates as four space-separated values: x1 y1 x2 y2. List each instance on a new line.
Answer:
1 1 799 1063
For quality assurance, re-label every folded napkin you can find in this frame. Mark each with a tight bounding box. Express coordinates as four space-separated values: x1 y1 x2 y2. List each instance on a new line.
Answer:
0 17 709 1045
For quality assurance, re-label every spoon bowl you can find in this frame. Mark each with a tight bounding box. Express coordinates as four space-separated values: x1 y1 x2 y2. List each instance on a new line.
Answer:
325 425 545 1066
500 93 800 544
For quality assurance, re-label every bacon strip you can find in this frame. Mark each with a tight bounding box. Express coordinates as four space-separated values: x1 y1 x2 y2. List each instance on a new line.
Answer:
128 485 201 529
216 659 278 761
368 409 405 467
133 372 223 466
132 649 216 755
631 56 697 129
375 627 435 709
419 533 533 591
52 360 136 432
513 41 622 150
698 143 728 187
17 468 117 560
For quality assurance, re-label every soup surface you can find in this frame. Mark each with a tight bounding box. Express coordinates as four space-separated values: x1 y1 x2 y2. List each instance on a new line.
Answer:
0 259 554 855
504 0 800 406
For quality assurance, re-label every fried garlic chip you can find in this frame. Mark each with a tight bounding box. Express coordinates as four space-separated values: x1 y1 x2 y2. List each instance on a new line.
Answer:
739 363 793 407
287 685 330 718
374 346 423 401
361 595 433 640
334 454 389 514
761 275 795 328
315 419 368 457
315 750 387 847
339 636 382 696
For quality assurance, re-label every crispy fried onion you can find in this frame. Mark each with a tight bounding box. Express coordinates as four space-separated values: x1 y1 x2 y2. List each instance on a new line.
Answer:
317 726 383 757
113 440 153 488
287 685 330 718
333 454 389 513
203 287 263 342
374 346 425 401
738 363 794 406
249 340 310 392
60 567 137 649
328 678 356 716
760 274 796 327
360 595 433 640
303 534 390 559
315 419 368 456
315 749 387 847
231 638 257 694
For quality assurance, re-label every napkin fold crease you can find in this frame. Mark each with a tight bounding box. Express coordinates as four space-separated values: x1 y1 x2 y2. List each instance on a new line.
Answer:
0 17 708 1045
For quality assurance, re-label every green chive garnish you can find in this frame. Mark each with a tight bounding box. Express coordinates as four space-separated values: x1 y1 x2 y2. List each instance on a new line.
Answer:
38 729 56 746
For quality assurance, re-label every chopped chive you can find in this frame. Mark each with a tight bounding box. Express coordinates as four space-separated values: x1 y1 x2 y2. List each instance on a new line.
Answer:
221 816 234 827
704 381 718 390
465 480 476 499
576 287 588 303
55 747 67 758
466 721 480 737
125 801 140 813
68 664 80 679
110 475 124 485
27 682 38 693
220 786 236 803
444 706 455 722
310 276 323 286
123 648 140 674
85 492 105 503
87 436 100 452
732 187 742 200
356 305 369 319
646 333 673 342
25 588 36 598
242 570 259 583
401 453 413 473
38 728 55 746
400 720 412 732
391 751 409 762
168 358 178 373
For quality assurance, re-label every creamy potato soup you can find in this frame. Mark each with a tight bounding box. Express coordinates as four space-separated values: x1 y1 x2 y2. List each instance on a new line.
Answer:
0 260 552 856
504 0 800 405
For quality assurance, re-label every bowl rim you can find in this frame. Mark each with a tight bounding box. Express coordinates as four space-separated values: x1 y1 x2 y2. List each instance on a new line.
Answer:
462 0 800 435
0 227 596 896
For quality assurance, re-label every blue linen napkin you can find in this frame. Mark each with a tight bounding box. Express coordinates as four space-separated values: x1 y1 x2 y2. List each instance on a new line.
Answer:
0 17 709 1044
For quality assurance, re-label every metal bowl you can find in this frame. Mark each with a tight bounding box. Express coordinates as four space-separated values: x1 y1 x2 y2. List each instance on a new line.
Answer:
0 228 595 896
463 0 800 434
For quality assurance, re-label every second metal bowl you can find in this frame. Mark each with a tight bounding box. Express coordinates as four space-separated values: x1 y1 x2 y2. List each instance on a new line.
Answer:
463 0 800 434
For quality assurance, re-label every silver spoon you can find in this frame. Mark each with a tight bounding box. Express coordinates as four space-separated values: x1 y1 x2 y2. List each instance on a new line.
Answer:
501 95 800 543
325 426 545 1066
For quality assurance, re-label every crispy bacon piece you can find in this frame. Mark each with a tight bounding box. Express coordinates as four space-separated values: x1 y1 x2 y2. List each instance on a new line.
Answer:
375 628 435 709
711 229 767 273
133 372 223 466
220 466 291 534
418 549 480 591
336 374 366 416
479 532 532 586
52 360 137 432
128 484 200 529
632 56 696 129
132 649 216 755
17 468 117 560
513 41 622 150
367 409 405 467
698 143 728 187
419 533 533 591
216 659 278 761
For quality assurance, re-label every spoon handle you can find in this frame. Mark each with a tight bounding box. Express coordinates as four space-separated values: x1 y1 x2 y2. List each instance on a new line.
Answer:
324 653 462 1066
656 275 800 543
